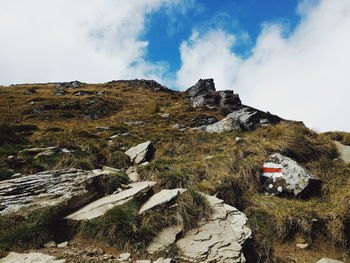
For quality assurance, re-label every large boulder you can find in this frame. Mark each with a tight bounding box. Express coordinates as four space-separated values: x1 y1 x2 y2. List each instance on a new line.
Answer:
0 252 65 263
0 168 110 216
261 153 321 197
66 181 156 220
186 79 241 109
176 195 252 263
125 141 154 164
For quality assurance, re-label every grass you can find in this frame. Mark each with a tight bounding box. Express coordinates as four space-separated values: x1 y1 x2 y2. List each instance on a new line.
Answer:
0 81 349 260
0 206 62 250
0 168 14 181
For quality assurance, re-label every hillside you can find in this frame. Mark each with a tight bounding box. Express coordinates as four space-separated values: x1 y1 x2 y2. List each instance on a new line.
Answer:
0 79 349 263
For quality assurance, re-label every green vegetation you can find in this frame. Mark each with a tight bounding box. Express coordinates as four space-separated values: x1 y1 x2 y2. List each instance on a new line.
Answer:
0 168 13 181
0 206 62 250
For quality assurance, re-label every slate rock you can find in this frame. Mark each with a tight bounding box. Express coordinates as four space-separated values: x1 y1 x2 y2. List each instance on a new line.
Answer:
261 153 321 197
139 188 186 214
0 168 111 216
125 141 154 164
53 90 67 96
66 181 156 220
317 259 344 263
176 195 252 263
0 252 65 263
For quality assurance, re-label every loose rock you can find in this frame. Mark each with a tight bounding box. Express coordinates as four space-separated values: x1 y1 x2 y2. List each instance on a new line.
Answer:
0 252 65 263
125 141 154 164
317 259 344 263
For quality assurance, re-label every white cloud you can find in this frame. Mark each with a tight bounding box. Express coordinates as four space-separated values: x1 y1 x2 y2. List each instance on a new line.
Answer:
0 0 186 85
176 0 350 132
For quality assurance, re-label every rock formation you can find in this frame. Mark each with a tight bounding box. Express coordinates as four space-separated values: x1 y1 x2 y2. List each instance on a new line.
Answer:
0 168 111 216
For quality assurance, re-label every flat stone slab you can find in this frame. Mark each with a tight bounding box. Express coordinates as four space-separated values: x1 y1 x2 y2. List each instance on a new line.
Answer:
334 141 350 163
66 181 156 220
0 252 65 263
139 188 186 214
317 259 344 263
0 169 111 216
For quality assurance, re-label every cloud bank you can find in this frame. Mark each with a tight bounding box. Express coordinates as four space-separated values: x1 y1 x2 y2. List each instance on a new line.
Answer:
0 0 188 85
176 0 350 132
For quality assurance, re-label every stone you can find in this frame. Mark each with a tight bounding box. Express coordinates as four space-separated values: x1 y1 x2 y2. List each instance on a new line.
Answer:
125 141 154 164
43 240 57 248
152 259 172 263
66 181 156 220
0 252 65 263
124 121 144 125
203 116 242 133
117 252 131 262
24 88 37 95
147 225 183 253
334 141 350 163
73 91 92 96
317 259 344 263
128 172 140 182
0 168 111 216
135 261 151 263
55 81 84 89
261 153 321 197
102 166 122 173
176 195 252 263
160 113 170 118
108 79 170 92
186 79 241 110
296 243 309 249
139 188 186 214
57 241 69 248
53 90 67 96
19 146 71 159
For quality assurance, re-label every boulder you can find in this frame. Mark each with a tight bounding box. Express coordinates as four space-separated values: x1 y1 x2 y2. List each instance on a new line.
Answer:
317 259 344 263
334 141 350 163
125 141 154 164
261 153 321 196
176 195 252 263
139 188 186 214
0 252 65 263
66 181 156 220
152 259 172 263
203 116 241 133
186 79 242 110
53 90 67 96
0 168 111 216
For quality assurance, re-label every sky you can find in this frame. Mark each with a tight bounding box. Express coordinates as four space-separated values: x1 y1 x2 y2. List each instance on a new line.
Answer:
0 0 350 132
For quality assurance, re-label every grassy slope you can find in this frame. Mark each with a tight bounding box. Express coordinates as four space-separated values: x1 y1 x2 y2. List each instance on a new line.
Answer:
0 82 349 262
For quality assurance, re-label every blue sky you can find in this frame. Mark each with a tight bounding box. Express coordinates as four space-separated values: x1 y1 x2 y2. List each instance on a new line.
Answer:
143 0 300 73
1 0 350 132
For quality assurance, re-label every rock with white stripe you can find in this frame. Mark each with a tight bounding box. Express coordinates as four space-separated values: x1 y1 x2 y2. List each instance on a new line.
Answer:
261 153 321 197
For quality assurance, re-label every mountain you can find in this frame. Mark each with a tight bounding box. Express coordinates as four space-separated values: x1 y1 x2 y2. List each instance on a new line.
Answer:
0 79 349 263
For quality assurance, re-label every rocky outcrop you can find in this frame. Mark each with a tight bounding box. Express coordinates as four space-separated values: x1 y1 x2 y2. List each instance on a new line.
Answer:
334 141 350 163
19 146 72 159
147 225 183 254
261 153 321 197
0 168 111 216
0 252 65 263
125 141 154 164
176 195 252 263
139 188 186 214
66 181 156 220
55 81 84 89
186 79 241 110
107 79 171 92
201 106 283 133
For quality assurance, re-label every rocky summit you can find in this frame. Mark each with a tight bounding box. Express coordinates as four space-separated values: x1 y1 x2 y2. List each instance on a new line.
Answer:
0 79 349 263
